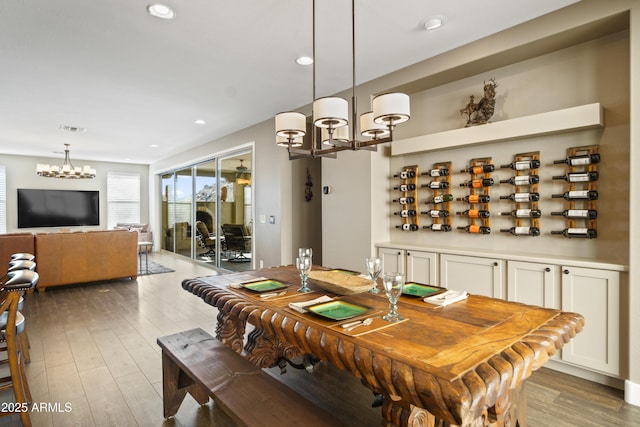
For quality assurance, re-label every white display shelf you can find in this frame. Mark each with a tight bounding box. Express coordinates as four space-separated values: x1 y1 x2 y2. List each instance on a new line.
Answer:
391 103 603 156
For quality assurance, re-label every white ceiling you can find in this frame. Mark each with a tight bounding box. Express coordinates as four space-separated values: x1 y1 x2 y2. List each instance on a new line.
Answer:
0 0 579 165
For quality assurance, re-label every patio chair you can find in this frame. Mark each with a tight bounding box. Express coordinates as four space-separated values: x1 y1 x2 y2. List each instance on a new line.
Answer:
195 221 216 256
221 224 250 263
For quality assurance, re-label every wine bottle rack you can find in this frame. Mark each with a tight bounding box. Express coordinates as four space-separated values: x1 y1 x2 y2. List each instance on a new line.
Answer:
393 165 419 232
420 161 452 232
500 151 541 236
457 157 492 234
551 145 599 238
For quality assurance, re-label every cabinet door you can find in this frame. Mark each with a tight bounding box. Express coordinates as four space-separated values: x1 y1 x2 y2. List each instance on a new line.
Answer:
378 247 405 275
406 250 437 285
561 266 620 375
507 261 558 308
439 254 504 298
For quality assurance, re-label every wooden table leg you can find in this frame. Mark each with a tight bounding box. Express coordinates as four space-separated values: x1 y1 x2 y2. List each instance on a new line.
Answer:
381 396 439 427
215 309 246 354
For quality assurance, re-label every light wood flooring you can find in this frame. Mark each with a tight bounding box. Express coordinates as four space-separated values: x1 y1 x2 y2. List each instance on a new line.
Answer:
0 251 638 426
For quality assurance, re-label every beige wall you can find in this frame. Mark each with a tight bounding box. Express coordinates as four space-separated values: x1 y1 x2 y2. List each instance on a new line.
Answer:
386 31 629 265
627 0 639 404
0 153 149 233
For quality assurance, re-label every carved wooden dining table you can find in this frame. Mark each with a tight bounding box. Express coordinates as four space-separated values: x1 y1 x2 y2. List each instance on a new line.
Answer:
182 266 584 427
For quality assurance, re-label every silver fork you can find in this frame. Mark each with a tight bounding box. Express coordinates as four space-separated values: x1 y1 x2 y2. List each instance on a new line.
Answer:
260 291 287 300
344 317 377 331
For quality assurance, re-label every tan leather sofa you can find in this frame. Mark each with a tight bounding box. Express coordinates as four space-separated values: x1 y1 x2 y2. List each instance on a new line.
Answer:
34 230 138 291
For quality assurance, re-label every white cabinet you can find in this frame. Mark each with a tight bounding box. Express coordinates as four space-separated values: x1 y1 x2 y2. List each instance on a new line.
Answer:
406 250 437 285
561 266 621 376
439 254 505 298
507 261 558 308
377 247 437 284
378 247 405 276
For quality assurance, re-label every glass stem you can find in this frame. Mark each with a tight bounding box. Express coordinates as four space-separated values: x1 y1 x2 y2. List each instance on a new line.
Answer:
389 303 397 316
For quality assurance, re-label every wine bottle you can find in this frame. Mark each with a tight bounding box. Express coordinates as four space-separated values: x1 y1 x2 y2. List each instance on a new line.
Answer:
499 209 542 218
396 224 419 231
456 209 490 219
420 209 449 218
426 194 453 204
421 168 449 177
499 192 540 202
500 160 541 170
423 224 452 232
460 164 495 174
552 171 599 182
393 183 416 191
551 209 598 219
553 153 600 166
500 226 541 236
460 178 494 188
457 194 491 204
422 181 449 190
457 225 491 234
392 196 415 205
550 228 597 238
499 175 540 185
551 190 598 200
394 209 417 217
393 170 416 179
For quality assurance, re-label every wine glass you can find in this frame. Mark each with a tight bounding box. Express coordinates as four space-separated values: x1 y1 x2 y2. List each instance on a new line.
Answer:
298 247 313 262
365 257 382 294
382 272 405 322
296 256 312 293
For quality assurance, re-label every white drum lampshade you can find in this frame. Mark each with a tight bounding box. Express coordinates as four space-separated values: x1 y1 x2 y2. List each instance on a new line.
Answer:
372 93 410 126
313 97 348 129
360 111 390 139
276 135 303 147
321 125 349 146
275 112 307 139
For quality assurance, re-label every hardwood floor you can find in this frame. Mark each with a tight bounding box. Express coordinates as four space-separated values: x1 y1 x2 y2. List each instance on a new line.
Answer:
1 251 638 426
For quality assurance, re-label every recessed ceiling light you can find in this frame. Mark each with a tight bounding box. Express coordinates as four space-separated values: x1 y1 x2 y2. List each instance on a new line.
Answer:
147 4 175 20
296 56 314 66
194 119 206 125
59 125 86 132
424 15 447 31
150 144 159 148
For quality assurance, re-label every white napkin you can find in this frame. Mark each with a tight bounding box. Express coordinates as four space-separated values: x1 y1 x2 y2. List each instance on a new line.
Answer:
423 289 468 307
288 295 333 313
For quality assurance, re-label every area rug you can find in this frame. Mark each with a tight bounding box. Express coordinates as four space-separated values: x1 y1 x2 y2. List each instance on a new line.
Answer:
138 261 175 276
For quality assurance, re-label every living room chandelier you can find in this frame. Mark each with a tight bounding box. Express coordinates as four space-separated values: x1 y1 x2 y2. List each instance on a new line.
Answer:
36 144 96 179
275 0 410 160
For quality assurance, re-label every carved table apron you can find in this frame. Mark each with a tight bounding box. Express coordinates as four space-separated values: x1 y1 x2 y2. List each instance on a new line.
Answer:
183 267 584 427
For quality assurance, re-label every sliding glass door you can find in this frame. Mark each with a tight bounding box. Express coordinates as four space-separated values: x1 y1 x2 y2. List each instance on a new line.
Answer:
218 153 252 271
160 149 253 272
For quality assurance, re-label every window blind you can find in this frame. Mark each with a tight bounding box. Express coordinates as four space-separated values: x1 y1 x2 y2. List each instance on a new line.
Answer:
107 172 140 228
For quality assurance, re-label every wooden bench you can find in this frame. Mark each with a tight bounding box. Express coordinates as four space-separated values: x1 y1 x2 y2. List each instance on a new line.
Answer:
157 328 348 427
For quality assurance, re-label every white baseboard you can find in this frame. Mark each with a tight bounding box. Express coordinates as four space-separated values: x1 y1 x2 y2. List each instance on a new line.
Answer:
625 380 640 407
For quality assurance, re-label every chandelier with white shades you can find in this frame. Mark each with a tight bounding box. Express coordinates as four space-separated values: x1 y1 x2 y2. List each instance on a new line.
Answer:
36 144 96 179
275 0 410 160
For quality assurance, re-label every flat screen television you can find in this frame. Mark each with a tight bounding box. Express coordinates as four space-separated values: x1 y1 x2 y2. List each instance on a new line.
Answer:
17 189 100 228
